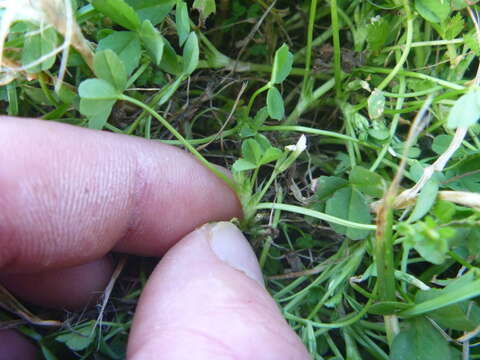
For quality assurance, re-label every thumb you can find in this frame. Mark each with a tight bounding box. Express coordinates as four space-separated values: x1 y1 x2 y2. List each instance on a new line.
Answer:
127 222 309 360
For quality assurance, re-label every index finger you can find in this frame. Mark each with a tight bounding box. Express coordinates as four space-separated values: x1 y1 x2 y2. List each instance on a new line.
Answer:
0 117 241 273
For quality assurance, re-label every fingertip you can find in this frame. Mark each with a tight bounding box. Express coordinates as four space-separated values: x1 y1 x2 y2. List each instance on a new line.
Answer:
127 223 309 359
208 222 264 287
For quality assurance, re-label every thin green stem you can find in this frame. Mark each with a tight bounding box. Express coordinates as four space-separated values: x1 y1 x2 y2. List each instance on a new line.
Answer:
361 67 465 90
370 55 407 172
294 29 333 61
203 60 331 80
382 38 463 52
377 2 413 91
330 0 342 97
468 127 480 149
259 236 272 269
103 123 124 134
256 202 376 230
38 73 59 107
381 86 442 98
448 251 475 270
376 204 398 346
159 128 238 145
285 77 336 124
247 84 270 116
302 0 318 96
144 115 152 139
259 187 283 269
260 125 381 150
7 81 19 116
252 165 283 211
284 281 378 329
120 95 237 191
343 105 358 167
251 166 261 187
261 125 364 144
307 244 366 319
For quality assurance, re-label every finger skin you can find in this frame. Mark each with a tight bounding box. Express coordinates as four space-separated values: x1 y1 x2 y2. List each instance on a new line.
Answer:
0 117 241 273
127 224 310 360
0 330 37 360
0 256 113 310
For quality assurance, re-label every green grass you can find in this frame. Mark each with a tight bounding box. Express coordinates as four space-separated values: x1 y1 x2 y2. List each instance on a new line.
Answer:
2 0 480 358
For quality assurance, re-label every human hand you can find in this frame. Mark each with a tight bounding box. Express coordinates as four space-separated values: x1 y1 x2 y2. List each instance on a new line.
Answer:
0 117 309 359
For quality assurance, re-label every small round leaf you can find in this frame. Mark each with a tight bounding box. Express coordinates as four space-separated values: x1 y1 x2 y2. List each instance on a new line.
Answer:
267 87 285 120
447 90 480 129
78 79 120 100
271 44 293 84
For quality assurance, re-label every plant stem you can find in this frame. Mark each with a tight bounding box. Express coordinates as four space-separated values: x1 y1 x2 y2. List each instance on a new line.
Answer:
6 81 18 116
119 95 237 192
302 0 318 97
361 67 465 90
330 0 342 97
382 38 463 52
256 202 376 230
159 128 238 145
381 86 442 98
377 0 413 91
38 73 60 107
376 203 398 345
370 54 407 172
283 281 378 329
246 84 270 116
285 77 336 124
342 104 358 167
260 124 375 147
160 124 380 150
294 28 333 61
448 250 474 270
259 186 283 268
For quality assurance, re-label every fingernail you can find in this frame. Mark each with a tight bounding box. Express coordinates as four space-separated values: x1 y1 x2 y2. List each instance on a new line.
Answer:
208 222 265 287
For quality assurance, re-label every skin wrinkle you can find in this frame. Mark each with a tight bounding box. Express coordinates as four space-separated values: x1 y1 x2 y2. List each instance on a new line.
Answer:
0 124 135 272
117 149 147 244
23 136 67 263
114 142 240 255
16 170 54 268
80 154 127 253
160 154 191 240
69 138 138 261
114 145 175 253
23 144 112 268
114 140 171 248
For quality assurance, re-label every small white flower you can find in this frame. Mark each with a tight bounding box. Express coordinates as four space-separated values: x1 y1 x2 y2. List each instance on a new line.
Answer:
370 15 381 24
278 135 307 173
285 135 307 154
360 80 371 92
